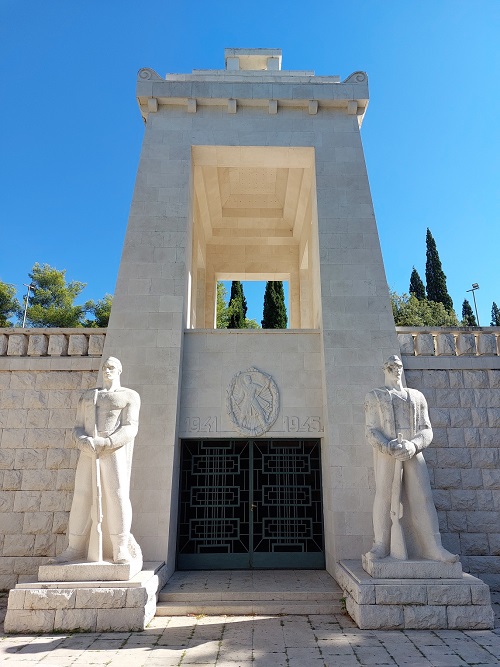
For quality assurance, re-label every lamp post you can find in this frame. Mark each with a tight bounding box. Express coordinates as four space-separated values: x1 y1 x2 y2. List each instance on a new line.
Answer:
22 283 36 328
466 283 480 327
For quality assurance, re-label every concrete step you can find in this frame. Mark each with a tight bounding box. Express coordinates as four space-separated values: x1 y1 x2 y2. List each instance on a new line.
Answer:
156 599 343 615
155 570 344 616
158 589 341 602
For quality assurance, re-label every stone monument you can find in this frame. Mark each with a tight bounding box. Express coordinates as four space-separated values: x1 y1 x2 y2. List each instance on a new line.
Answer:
4 358 167 633
2 48 496 632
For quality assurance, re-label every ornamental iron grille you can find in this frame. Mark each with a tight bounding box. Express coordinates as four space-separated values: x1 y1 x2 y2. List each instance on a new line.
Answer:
177 439 324 569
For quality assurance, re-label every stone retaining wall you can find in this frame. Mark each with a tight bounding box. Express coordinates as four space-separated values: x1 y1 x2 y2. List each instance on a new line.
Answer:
0 327 499 589
397 327 500 590
0 329 104 589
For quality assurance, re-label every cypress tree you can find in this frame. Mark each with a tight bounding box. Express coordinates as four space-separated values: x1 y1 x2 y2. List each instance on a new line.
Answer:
261 281 287 329
227 281 247 328
409 267 426 300
216 281 229 328
425 228 454 312
491 302 500 326
461 299 477 326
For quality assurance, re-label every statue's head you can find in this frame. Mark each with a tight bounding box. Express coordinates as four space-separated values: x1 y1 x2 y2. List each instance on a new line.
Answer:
383 355 403 382
383 355 403 370
102 357 122 381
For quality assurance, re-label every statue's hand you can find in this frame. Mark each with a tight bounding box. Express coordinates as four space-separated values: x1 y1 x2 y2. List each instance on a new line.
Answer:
392 439 417 461
92 436 108 448
387 438 403 455
77 436 95 454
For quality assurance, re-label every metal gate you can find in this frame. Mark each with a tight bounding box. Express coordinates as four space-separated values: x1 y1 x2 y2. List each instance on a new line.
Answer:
177 439 324 569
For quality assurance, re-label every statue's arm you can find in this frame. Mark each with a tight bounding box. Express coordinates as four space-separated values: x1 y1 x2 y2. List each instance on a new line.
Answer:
73 391 97 454
73 392 89 441
107 391 141 449
411 391 433 452
365 393 392 454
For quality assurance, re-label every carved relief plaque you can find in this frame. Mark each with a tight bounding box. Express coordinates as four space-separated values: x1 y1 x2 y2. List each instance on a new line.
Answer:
226 367 279 436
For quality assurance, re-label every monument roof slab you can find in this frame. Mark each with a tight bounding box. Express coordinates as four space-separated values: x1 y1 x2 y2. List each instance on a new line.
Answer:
136 50 369 124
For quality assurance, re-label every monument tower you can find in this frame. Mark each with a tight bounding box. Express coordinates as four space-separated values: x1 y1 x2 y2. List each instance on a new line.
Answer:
102 49 400 580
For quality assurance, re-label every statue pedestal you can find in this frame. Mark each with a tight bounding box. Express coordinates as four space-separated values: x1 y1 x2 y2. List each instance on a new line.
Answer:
38 559 142 582
336 560 494 630
362 554 463 579
4 561 168 634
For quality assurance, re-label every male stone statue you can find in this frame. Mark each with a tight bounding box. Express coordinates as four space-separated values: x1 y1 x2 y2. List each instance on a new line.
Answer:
55 357 142 565
364 355 458 563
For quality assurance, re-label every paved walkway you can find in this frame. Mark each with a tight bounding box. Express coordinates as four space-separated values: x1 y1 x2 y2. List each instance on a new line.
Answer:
1 590 499 666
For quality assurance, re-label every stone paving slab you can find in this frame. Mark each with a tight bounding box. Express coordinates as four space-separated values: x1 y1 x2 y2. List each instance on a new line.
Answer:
1 590 500 666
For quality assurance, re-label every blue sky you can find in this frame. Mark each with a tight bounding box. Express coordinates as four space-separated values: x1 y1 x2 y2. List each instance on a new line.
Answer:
1 1 499 326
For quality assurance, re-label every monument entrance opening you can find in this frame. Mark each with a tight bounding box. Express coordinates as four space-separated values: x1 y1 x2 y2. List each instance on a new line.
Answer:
177 439 324 569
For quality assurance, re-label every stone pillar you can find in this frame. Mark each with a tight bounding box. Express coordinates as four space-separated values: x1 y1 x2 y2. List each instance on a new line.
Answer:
313 113 401 568
102 112 188 571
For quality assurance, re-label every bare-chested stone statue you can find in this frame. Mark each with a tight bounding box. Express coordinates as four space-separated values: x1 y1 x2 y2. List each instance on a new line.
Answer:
364 355 458 563
54 357 142 566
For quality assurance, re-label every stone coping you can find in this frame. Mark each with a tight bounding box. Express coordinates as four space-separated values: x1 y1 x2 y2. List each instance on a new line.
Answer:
397 326 500 332
397 328 500 357
2 327 500 359
0 328 106 358
184 328 321 335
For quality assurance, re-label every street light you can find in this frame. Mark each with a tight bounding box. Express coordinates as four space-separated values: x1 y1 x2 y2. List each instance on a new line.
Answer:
22 283 37 328
466 283 480 327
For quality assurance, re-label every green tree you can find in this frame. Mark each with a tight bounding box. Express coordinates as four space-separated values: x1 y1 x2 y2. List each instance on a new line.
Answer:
461 299 477 326
425 228 454 312
22 263 89 328
216 281 229 329
227 281 247 328
261 281 288 329
0 280 20 327
491 302 500 326
244 318 260 329
85 294 113 328
409 267 426 300
391 292 459 327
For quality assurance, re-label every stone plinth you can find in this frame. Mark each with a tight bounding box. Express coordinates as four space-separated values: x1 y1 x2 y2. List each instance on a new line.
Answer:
39 559 142 582
4 561 168 634
337 560 494 630
362 555 463 579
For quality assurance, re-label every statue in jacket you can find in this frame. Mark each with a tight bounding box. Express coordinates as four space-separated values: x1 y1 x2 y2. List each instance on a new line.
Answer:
364 355 458 563
54 357 142 565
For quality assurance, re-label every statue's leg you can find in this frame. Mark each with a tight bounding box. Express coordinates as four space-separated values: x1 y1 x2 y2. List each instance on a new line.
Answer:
367 451 394 559
101 446 133 563
53 454 93 562
404 453 458 562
